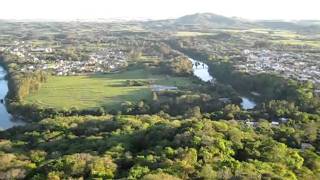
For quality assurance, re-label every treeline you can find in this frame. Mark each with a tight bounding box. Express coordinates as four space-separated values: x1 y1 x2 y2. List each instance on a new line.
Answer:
7 102 106 121
166 40 211 61
8 71 47 101
208 61 320 113
120 85 242 118
167 41 320 112
0 54 48 101
0 114 319 179
160 56 193 76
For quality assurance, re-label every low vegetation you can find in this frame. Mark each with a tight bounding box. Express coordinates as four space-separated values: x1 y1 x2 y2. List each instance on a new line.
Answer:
24 69 195 110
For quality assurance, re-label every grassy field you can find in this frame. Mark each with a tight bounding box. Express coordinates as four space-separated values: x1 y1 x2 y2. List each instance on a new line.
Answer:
272 39 320 48
226 28 320 48
175 31 215 37
24 69 195 110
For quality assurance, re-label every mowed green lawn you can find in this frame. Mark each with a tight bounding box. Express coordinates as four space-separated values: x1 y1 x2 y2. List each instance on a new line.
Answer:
24 69 195 110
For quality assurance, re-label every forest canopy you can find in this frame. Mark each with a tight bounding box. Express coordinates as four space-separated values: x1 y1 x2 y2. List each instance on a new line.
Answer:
0 114 319 179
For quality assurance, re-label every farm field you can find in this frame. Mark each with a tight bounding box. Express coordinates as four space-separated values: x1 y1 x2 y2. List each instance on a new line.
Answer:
175 31 215 37
24 69 196 110
272 39 320 48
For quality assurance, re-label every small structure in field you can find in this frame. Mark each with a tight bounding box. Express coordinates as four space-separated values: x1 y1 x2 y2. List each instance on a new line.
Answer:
151 85 178 92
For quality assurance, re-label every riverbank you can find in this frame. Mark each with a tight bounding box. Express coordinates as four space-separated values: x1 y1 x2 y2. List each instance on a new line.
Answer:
0 65 25 129
189 57 257 110
167 43 258 109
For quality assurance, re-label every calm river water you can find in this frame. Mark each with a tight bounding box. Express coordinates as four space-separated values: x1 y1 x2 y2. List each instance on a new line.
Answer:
189 58 256 110
0 66 24 130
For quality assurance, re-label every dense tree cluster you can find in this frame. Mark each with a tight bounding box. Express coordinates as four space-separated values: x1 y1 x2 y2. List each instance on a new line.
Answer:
8 71 47 101
209 61 320 113
0 114 319 179
161 56 193 76
0 54 48 101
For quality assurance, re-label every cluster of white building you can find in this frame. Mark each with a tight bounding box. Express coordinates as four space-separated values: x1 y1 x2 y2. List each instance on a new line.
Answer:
1 41 129 75
237 49 320 85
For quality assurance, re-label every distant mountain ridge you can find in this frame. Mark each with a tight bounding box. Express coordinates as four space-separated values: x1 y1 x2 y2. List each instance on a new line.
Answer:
256 20 320 32
173 13 257 29
142 13 320 32
142 13 257 30
175 13 238 25
1 13 320 32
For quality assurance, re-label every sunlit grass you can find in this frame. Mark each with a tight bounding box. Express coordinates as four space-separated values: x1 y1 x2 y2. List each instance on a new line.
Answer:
24 69 195 110
273 39 320 47
175 31 214 37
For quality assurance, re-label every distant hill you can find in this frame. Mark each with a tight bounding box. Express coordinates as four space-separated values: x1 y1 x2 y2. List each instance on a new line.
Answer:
175 13 238 26
257 20 320 33
174 13 258 29
142 13 320 33
144 13 257 30
257 20 302 30
295 20 320 26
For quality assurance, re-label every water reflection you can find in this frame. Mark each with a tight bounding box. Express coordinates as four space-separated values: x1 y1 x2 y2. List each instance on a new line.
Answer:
0 66 25 130
241 97 256 110
189 58 256 110
189 58 214 82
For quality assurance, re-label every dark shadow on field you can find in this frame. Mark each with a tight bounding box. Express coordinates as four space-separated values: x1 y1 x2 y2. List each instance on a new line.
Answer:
107 83 127 87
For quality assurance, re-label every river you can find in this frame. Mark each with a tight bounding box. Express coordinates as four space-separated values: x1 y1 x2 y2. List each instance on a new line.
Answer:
189 58 256 110
240 97 257 110
0 66 24 130
189 58 214 82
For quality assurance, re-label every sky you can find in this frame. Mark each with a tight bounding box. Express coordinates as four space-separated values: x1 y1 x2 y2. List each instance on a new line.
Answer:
1 0 319 21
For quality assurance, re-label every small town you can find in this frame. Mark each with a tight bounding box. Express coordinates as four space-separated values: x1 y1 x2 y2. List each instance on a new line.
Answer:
1 41 129 75
237 49 320 84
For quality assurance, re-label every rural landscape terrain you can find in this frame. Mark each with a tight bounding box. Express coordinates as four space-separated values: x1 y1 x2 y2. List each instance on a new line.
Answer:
0 13 320 179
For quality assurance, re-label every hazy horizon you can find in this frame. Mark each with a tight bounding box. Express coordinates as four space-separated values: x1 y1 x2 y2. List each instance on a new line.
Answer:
1 0 320 21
